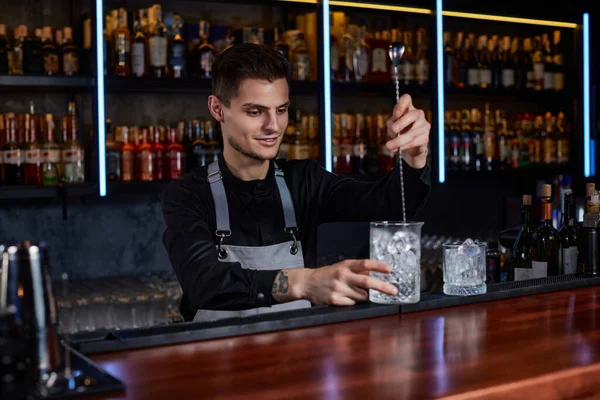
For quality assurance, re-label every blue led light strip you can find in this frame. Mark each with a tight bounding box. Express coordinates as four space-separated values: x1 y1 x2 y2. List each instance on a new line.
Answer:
96 0 106 196
583 13 591 178
322 0 332 171
436 0 445 183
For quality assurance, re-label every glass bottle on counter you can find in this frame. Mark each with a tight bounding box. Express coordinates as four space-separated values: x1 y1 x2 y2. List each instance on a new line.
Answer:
137 127 154 181
0 24 10 74
61 27 79 76
166 127 185 179
560 190 578 275
149 4 168 78
131 11 147 77
532 184 561 277
168 13 186 79
42 114 61 185
23 114 43 185
152 126 166 180
105 120 121 180
195 21 216 79
113 8 131 77
120 126 135 181
2 115 23 185
61 115 85 183
513 194 534 281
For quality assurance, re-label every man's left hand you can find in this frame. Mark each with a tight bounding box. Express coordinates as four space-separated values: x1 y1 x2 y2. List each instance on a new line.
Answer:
385 94 431 169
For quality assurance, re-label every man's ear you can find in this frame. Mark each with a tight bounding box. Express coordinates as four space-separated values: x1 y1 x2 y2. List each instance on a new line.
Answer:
208 95 226 123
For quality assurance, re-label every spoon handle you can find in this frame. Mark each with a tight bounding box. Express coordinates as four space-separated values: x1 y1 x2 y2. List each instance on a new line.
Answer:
393 65 406 223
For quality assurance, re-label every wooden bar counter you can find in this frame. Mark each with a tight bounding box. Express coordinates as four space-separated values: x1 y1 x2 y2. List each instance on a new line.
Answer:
88 286 600 400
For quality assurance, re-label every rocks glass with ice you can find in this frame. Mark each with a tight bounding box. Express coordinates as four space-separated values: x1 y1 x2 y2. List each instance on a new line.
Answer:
369 221 423 304
443 239 487 296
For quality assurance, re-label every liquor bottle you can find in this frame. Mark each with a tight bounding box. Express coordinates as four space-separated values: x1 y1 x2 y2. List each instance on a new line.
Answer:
190 120 207 169
483 103 495 171
113 8 131 77
377 114 394 172
468 109 482 172
103 14 113 76
290 117 311 160
274 27 289 60
80 13 92 75
542 33 554 91
552 30 565 91
543 112 557 165
149 4 168 78
560 190 578 275
3 116 23 185
352 113 368 174
556 112 569 165
137 128 154 181
352 26 369 82
532 36 544 91
11 26 25 75
342 28 355 82
332 114 341 171
513 194 534 281
486 242 502 284
490 36 502 89
478 35 492 89
131 10 147 77
0 24 10 73
448 111 460 171
502 36 515 88
415 28 428 86
523 38 534 89
460 110 471 171
42 114 61 185
366 114 379 173
513 38 527 90
166 127 185 179
366 29 391 83
443 32 453 87
293 32 310 81
531 184 561 277
120 126 135 181
454 32 467 88
152 126 165 180
402 31 414 86
62 115 85 183
497 115 508 171
466 33 479 88
195 21 216 79
23 114 43 185
337 114 353 173
205 120 221 164
168 13 186 79
42 27 59 75
61 27 79 76
106 120 121 180
23 26 44 74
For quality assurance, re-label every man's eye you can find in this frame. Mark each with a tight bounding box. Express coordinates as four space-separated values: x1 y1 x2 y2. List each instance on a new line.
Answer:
247 110 261 116
277 108 288 114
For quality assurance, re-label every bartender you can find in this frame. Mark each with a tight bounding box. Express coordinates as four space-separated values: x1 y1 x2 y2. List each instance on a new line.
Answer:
162 43 431 322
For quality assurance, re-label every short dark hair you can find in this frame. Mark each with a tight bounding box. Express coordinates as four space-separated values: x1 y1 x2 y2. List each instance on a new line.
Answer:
211 43 290 107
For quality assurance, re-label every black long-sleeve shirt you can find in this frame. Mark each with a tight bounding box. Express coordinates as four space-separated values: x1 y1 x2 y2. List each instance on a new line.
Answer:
162 155 431 320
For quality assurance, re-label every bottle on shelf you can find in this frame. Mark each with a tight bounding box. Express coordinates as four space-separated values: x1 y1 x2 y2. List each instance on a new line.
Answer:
274 27 290 61
189 120 207 170
42 26 59 76
168 13 186 79
11 25 26 75
352 26 369 83
149 4 168 78
42 113 61 185
352 113 368 174
152 126 165 180
106 120 121 180
377 113 394 173
415 28 428 87
402 31 414 86
23 26 43 75
293 32 310 81
137 127 154 181
23 114 43 185
113 8 131 77
61 115 85 183
560 189 578 275
194 21 216 79
552 30 565 91
2 114 23 185
513 194 534 281
131 10 147 78
120 126 136 181
61 27 79 76
0 24 10 74
166 126 185 179
531 184 561 277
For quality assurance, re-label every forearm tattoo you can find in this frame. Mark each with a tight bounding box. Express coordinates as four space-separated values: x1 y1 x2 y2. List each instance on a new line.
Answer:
272 271 289 294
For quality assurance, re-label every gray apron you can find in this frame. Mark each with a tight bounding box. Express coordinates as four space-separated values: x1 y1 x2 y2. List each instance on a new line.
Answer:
193 160 312 322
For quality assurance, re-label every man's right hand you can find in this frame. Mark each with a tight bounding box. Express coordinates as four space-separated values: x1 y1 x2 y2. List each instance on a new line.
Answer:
272 260 398 306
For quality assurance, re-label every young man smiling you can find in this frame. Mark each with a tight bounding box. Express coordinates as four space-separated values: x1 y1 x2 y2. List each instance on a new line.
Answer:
162 43 431 322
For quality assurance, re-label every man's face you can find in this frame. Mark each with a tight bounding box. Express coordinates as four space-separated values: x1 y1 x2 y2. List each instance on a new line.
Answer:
221 78 290 162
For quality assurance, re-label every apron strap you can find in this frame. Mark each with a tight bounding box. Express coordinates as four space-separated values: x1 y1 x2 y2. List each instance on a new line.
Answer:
207 161 231 259
273 161 299 255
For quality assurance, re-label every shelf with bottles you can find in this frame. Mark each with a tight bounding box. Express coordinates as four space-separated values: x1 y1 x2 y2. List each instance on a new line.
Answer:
441 27 574 99
329 9 432 98
0 19 93 83
104 75 320 96
0 102 91 199
103 4 319 87
444 106 573 181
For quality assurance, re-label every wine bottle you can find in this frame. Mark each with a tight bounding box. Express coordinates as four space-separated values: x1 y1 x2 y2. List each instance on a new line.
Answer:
531 184 562 277
513 194 534 281
560 190 578 275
